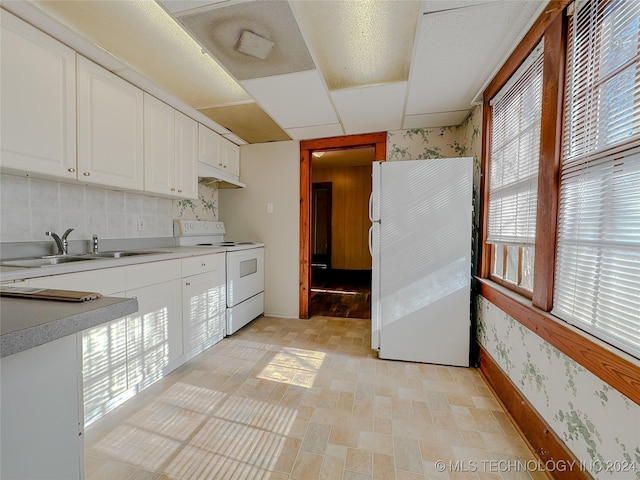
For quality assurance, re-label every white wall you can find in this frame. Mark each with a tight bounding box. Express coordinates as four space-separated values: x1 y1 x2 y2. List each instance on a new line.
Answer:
219 141 300 319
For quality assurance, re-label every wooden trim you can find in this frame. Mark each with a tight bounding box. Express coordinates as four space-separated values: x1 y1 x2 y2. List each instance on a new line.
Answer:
479 101 493 278
299 148 311 319
533 13 566 311
299 132 387 319
484 0 572 102
478 279 640 406
479 347 592 480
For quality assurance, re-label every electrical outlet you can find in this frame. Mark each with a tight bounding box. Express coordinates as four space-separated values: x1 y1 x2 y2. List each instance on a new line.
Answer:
267 203 274 214
137 217 145 232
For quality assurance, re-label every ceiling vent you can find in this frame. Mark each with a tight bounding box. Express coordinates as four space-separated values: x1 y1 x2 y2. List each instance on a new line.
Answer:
235 30 274 60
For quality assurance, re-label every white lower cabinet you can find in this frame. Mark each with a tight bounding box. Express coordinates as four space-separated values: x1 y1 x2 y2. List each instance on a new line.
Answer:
126 278 182 387
1 334 84 480
182 253 226 360
25 255 224 423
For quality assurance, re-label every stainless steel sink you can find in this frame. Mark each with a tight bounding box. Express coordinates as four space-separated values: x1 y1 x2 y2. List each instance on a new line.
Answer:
81 251 165 259
0 251 165 268
0 255 94 268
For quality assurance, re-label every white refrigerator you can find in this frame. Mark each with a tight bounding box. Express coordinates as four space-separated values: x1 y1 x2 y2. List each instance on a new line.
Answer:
369 158 473 367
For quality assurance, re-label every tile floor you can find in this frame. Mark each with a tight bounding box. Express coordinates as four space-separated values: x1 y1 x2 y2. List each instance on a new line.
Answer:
85 316 548 480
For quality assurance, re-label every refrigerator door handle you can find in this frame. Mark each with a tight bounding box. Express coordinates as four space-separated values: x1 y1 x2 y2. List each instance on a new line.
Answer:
368 225 373 256
368 193 373 222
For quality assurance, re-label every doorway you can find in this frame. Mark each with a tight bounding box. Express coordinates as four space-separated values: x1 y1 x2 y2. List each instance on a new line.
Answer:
299 132 387 319
312 182 332 270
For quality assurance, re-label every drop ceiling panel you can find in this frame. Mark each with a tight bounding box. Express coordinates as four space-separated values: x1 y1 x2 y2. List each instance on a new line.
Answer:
406 0 544 115
286 124 344 141
199 103 290 144
403 111 469 129
32 0 250 109
331 83 406 135
241 70 338 129
178 0 315 81
159 0 224 14
292 0 420 90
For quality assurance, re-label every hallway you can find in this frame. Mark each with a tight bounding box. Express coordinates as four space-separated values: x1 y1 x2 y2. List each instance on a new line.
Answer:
310 269 371 319
85 316 543 480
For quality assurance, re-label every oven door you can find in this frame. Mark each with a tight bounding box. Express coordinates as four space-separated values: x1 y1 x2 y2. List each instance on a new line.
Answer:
226 247 264 307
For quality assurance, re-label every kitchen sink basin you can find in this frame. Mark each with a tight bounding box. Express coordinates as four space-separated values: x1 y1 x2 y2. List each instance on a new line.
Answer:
0 251 165 268
0 255 94 268
81 250 165 258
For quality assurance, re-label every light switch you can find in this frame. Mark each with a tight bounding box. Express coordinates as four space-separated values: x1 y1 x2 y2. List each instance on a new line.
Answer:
267 203 274 214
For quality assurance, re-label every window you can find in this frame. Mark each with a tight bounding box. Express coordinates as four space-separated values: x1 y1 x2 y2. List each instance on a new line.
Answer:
553 0 640 358
487 42 544 293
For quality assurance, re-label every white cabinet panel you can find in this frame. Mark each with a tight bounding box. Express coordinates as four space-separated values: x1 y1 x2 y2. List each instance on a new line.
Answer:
182 253 226 359
28 267 125 296
175 110 198 199
77 55 144 190
220 137 240 177
144 93 175 196
0 11 76 180
125 259 181 291
1 334 83 480
144 95 198 199
126 279 182 386
199 123 222 169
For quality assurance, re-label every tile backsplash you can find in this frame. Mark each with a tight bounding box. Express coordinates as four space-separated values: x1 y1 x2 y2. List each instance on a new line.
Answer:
0 174 218 243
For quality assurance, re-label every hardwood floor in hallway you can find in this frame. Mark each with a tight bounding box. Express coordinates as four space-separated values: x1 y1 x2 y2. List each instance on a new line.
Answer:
310 269 371 319
85 316 545 480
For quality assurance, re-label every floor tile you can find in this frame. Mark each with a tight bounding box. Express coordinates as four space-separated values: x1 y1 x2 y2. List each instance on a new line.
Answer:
83 316 541 480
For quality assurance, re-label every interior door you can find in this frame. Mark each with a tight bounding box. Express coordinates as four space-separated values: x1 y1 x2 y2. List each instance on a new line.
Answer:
312 182 332 269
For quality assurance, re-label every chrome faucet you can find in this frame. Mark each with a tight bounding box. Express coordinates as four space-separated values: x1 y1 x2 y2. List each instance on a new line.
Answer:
45 228 74 255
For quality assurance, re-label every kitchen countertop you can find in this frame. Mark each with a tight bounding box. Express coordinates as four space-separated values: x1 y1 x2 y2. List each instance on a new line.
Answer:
1 295 139 358
0 245 230 358
0 246 227 283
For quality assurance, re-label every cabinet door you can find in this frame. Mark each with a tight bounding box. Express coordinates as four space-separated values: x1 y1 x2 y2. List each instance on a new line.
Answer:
175 111 198 199
182 268 226 360
0 11 76 180
144 93 175 196
1 334 82 480
77 55 144 190
198 123 222 169
220 138 240 177
126 279 182 388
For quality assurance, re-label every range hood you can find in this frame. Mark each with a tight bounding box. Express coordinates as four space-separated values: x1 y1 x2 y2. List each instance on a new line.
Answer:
198 162 246 188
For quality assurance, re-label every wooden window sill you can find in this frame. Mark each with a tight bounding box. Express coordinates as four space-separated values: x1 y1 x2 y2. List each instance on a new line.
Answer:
476 277 640 405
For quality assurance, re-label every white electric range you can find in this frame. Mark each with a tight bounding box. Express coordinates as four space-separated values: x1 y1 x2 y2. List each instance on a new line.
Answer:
174 220 264 335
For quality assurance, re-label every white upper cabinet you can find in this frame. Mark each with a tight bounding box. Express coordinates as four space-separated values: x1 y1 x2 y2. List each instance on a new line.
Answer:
174 111 198 199
0 11 76 179
220 137 240 177
144 93 175 196
77 55 144 190
198 124 241 180
144 94 198 199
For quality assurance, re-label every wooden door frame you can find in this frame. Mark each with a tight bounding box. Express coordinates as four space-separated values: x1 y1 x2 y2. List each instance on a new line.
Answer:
299 132 387 319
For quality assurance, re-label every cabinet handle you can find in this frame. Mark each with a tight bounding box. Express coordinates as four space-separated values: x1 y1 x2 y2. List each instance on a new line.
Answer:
185 282 191 286
218 162 223 166
178 189 182 193
201 263 206 267
83 172 91 176
68 167 76 173
171 188 176 192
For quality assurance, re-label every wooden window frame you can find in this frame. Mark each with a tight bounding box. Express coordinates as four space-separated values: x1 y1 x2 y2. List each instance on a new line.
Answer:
479 0 640 404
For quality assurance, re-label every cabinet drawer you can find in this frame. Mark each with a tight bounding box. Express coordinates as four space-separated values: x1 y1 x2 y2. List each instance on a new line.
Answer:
28 268 125 296
182 253 224 277
125 259 181 291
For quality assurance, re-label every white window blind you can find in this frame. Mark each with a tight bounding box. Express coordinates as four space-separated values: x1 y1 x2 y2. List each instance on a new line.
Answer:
487 42 544 246
554 0 640 358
